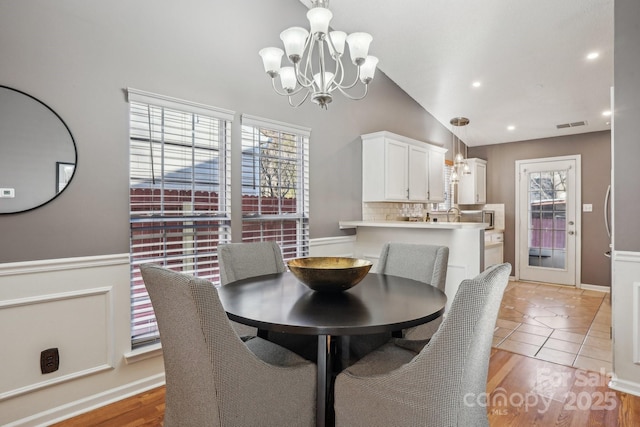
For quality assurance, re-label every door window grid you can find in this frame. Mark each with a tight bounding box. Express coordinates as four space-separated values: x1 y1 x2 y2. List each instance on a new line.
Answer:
527 170 567 269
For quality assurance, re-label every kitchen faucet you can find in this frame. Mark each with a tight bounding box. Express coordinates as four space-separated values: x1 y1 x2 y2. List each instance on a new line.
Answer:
447 207 461 222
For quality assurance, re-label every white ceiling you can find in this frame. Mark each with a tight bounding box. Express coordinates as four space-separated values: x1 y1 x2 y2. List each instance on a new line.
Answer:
303 0 614 147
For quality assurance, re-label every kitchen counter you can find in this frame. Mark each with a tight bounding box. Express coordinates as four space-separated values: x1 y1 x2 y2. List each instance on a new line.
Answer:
339 220 489 230
339 220 486 312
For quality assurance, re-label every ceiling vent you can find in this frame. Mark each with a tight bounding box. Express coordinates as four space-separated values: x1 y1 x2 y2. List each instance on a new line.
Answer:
556 121 588 129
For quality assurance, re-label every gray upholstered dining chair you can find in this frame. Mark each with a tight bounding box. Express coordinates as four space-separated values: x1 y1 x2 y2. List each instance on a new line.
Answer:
334 262 511 427
350 243 449 360
218 241 317 360
217 241 287 337
140 264 316 427
218 241 287 285
376 242 449 339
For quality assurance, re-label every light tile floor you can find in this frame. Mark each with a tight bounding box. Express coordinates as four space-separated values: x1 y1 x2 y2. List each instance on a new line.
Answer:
493 280 612 373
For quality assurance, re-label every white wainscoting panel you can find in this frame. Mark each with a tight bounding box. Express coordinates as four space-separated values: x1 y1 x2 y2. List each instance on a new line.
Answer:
609 250 640 397
0 254 166 427
0 287 114 401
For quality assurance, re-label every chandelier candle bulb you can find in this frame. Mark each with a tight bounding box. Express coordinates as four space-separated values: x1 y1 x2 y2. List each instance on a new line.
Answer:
328 31 347 57
307 7 332 36
258 47 284 76
314 72 335 92
279 27 309 63
360 56 379 83
280 67 297 92
346 32 373 65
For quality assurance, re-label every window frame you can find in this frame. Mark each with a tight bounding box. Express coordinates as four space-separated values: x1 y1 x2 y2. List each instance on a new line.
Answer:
127 88 234 348
240 114 310 261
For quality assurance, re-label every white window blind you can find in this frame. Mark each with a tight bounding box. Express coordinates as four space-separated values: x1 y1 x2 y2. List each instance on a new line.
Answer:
240 115 310 260
128 89 233 348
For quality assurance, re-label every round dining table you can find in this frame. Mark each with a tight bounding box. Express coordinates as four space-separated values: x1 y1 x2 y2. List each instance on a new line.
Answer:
217 271 447 427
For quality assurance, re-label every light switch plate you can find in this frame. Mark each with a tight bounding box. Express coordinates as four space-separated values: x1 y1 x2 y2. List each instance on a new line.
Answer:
0 188 15 198
583 203 593 212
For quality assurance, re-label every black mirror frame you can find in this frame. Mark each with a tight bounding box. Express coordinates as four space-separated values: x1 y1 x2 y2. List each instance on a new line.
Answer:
0 85 78 215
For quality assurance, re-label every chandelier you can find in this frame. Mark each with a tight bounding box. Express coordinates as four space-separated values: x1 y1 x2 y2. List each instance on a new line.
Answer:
450 117 470 183
258 0 378 109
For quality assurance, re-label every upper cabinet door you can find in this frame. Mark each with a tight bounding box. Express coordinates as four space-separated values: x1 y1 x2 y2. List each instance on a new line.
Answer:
384 139 410 200
408 145 429 201
428 149 445 202
458 158 487 204
476 161 487 204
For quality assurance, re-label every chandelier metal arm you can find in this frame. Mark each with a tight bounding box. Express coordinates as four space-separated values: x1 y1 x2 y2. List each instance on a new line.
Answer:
287 90 312 108
270 78 307 97
335 82 369 101
331 65 361 91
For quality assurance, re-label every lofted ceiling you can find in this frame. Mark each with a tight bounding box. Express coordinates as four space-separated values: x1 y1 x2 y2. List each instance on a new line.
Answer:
301 0 614 147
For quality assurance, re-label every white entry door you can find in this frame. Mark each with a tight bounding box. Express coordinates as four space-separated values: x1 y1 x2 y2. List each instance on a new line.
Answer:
516 156 581 285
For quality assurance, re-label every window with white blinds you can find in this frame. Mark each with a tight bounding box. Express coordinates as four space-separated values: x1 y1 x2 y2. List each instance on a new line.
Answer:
240 115 310 261
128 89 234 348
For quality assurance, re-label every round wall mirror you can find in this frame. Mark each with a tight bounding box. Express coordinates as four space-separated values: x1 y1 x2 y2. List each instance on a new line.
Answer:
0 86 77 214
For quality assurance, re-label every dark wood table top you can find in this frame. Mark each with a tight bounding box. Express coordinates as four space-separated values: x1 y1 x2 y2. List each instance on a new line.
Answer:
218 272 447 336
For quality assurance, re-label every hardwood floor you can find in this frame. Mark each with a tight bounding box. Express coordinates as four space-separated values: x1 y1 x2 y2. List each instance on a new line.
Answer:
53 348 640 427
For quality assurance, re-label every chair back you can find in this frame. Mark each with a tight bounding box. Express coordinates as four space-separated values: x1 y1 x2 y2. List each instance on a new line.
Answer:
141 264 316 426
218 241 286 285
415 262 512 426
376 242 449 291
140 264 222 426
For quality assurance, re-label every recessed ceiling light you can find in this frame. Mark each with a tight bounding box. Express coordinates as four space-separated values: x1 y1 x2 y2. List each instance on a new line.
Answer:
472 81 481 88
587 52 600 60
602 110 612 116
507 125 516 131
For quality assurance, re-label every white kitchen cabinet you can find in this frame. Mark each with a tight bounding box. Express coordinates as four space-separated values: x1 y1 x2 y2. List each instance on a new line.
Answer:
458 158 487 204
484 231 504 270
362 131 447 203
427 148 445 201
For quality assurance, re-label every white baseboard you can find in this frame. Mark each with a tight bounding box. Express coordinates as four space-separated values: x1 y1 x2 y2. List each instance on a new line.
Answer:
579 283 611 293
608 375 640 398
6 374 165 427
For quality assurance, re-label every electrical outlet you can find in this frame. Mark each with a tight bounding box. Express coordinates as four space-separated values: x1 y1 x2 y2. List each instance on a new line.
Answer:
0 188 15 198
40 348 59 374
583 203 593 212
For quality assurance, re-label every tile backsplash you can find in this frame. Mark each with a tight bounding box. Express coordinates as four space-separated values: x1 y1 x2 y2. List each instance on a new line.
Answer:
362 202 505 229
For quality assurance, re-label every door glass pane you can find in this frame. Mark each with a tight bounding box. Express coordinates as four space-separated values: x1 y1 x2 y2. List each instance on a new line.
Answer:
528 169 567 269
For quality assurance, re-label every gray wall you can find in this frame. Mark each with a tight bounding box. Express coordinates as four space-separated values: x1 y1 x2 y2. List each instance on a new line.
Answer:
0 0 451 263
614 0 640 252
470 130 612 287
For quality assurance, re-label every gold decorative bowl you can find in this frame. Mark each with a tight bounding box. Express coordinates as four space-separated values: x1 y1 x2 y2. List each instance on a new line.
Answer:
287 257 373 292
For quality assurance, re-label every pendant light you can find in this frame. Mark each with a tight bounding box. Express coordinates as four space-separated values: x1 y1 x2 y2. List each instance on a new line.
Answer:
450 117 470 182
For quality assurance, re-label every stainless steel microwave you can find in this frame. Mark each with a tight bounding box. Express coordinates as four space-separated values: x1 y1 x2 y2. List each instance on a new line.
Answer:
460 210 494 229
482 210 495 230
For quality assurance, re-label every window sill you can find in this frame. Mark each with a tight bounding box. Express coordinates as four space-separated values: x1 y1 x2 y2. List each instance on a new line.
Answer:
124 343 163 365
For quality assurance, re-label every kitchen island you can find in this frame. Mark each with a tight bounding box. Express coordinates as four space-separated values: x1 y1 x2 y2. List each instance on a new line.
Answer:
339 220 487 310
